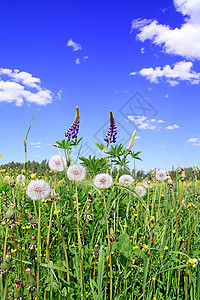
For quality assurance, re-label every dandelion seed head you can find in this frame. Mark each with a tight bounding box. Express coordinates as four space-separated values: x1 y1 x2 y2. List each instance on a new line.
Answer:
16 174 25 182
94 173 113 189
67 164 86 181
135 185 146 197
48 155 66 172
119 175 133 185
26 179 51 201
156 170 167 181
142 179 152 188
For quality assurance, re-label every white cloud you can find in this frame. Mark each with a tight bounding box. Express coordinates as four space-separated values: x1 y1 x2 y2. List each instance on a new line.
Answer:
187 137 199 143
129 71 136 76
56 89 63 100
128 115 178 131
128 115 165 130
131 0 200 60
135 136 141 139
174 0 200 24
165 94 169 98
168 80 179 86
67 38 82 51
83 56 89 61
30 142 41 146
0 68 53 106
75 58 80 65
0 68 41 89
165 124 180 130
187 137 200 145
137 61 200 85
141 47 145 54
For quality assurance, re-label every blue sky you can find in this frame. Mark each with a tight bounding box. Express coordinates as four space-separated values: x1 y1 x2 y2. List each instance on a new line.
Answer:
0 0 200 171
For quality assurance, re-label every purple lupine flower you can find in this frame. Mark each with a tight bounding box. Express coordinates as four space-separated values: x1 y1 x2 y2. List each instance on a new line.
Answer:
65 106 80 140
104 111 117 144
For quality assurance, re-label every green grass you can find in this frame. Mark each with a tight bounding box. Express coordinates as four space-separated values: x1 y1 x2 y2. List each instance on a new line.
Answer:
0 167 199 299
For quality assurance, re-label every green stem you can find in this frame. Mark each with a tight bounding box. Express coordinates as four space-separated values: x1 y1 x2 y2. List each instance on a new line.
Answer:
2 227 8 299
157 184 163 218
185 203 200 300
171 190 179 240
24 108 38 173
10 228 28 296
37 200 41 296
54 202 70 297
103 190 112 300
75 183 83 292
46 201 54 261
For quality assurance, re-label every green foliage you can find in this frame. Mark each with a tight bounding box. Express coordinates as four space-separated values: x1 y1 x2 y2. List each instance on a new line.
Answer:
106 144 142 169
79 155 109 176
94 142 104 151
54 137 83 151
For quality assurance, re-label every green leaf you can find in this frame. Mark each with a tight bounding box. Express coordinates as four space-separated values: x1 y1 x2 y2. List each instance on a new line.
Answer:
117 234 132 257
95 142 104 151
79 155 109 176
97 245 105 297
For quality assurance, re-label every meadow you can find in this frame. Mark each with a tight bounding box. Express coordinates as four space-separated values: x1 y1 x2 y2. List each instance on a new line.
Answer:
0 107 199 300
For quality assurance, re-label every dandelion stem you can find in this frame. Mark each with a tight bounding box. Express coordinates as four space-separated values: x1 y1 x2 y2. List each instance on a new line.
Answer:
46 201 54 261
171 189 179 240
103 190 112 300
54 202 70 297
37 199 41 296
75 183 84 292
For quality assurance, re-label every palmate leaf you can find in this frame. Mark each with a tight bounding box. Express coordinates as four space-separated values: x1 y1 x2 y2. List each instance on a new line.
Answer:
130 151 142 161
53 139 70 149
106 143 125 158
94 142 104 151
79 155 109 176
53 137 83 150
70 137 83 147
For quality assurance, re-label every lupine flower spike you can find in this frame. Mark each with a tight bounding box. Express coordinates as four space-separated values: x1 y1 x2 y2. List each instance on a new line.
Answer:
104 111 117 145
127 130 136 151
65 106 80 140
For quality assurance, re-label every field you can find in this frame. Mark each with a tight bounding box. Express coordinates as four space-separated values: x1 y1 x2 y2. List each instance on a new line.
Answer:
0 110 199 300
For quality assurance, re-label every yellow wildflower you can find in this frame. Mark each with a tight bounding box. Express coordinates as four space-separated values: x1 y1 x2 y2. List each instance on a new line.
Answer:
30 173 36 179
152 277 156 281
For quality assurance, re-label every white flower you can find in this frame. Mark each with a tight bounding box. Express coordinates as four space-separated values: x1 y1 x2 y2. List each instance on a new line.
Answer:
156 170 167 181
48 155 66 172
67 164 86 181
94 173 113 189
193 259 198 267
4 176 10 181
134 185 146 197
119 175 133 185
26 179 51 200
16 174 25 182
142 179 152 188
